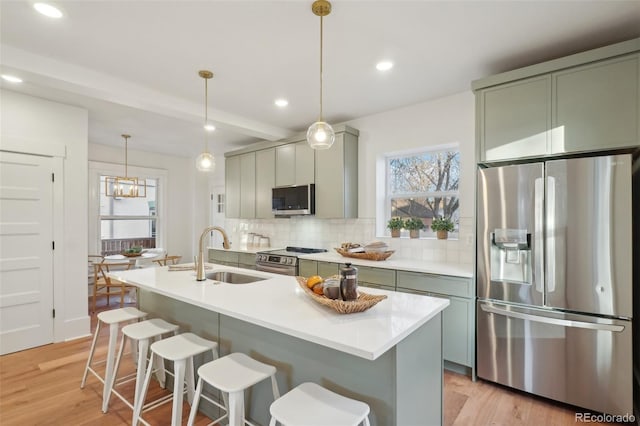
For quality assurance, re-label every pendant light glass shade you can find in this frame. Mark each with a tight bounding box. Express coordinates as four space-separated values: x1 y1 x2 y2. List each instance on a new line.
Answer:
196 151 215 172
196 70 215 172
105 134 147 198
306 0 335 150
306 121 335 149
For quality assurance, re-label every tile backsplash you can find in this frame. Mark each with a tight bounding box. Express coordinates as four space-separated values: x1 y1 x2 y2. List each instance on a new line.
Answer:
223 216 474 266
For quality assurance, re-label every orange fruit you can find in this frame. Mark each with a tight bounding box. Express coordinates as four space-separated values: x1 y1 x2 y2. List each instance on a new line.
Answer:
312 283 324 295
306 275 323 289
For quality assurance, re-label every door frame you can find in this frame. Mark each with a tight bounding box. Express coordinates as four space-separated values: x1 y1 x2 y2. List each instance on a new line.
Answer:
1 141 65 344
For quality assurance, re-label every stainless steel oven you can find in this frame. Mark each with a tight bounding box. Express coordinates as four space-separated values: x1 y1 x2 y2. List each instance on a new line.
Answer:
255 247 327 276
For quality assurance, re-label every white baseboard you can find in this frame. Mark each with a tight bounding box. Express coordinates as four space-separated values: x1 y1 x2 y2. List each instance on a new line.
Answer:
59 315 91 342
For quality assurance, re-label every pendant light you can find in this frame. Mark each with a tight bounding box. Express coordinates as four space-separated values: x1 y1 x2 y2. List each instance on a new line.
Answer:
196 70 216 172
105 134 147 198
306 0 335 150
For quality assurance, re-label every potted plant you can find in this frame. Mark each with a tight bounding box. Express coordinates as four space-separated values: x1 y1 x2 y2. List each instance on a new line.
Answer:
387 217 404 238
404 217 425 239
430 216 455 240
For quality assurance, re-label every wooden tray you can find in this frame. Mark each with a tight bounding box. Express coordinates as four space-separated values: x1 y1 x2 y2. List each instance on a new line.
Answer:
296 277 387 314
121 252 142 258
334 248 395 261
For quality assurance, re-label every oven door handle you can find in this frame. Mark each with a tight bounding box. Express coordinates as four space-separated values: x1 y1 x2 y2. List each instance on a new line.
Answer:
255 262 296 275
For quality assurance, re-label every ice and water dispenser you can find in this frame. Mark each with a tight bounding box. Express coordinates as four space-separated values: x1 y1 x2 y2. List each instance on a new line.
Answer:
490 229 532 284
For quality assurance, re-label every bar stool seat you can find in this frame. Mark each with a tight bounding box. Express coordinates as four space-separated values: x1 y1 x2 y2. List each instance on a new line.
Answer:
108 318 180 412
81 307 148 413
269 382 371 426
133 332 218 426
187 352 280 426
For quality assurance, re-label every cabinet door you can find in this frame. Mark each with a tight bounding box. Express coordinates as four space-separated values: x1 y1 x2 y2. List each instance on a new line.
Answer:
239 152 256 218
317 261 339 277
294 141 315 185
275 144 295 187
552 54 639 154
478 75 550 161
315 133 344 218
255 148 275 218
396 271 472 298
299 259 318 277
225 156 240 218
356 266 396 290
436 294 472 367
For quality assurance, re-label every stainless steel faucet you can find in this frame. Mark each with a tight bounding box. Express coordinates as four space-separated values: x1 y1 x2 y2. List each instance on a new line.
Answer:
196 226 230 281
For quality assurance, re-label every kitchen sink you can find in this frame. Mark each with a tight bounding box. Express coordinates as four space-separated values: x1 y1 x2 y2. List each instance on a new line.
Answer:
205 271 266 284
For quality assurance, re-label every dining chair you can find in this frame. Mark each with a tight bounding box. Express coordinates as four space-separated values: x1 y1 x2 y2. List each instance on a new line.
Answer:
88 254 104 286
92 261 135 313
153 255 182 266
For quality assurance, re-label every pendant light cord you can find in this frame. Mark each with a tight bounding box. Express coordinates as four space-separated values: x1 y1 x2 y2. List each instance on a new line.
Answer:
204 77 209 153
319 14 324 121
124 135 129 177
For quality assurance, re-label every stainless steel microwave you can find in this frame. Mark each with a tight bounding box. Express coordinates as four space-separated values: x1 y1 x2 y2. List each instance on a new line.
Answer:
272 184 315 216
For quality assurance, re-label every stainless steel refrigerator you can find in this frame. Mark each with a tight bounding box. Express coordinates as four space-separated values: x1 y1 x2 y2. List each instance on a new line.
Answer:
476 153 633 416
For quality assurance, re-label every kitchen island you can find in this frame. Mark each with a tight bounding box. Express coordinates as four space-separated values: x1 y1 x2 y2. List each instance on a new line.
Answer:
110 264 449 426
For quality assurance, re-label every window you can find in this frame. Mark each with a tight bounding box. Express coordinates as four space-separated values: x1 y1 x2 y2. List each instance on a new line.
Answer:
89 161 166 256
385 146 460 238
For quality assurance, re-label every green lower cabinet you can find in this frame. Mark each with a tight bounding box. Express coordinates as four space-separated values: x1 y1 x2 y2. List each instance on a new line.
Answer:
298 259 318 277
208 250 256 270
317 261 340 277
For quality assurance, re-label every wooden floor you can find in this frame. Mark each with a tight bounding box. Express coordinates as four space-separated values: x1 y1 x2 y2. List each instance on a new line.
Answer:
0 300 632 425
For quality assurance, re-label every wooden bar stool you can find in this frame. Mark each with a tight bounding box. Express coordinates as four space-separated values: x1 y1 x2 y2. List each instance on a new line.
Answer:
107 318 180 413
269 382 371 426
132 332 218 426
80 307 148 413
186 352 280 426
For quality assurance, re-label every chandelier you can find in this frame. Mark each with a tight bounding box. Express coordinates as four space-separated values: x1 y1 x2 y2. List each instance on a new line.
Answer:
105 134 147 198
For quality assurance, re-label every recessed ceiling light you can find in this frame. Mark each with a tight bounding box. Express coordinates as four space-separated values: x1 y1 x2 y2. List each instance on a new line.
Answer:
274 99 289 107
33 3 63 19
1 74 23 83
204 122 216 132
376 61 394 71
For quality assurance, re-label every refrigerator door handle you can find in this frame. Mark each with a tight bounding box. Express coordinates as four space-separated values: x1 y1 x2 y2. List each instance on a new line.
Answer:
546 176 556 293
480 303 625 332
534 178 544 294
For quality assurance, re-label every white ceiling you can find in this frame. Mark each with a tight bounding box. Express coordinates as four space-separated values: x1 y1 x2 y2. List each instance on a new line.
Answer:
1 0 639 157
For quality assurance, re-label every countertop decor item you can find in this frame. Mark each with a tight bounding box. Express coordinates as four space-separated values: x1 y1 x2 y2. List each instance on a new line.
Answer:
387 217 404 238
104 134 147 198
430 216 455 240
195 70 216 172
306 0 335 150
334 248 394 261
296 276 387 314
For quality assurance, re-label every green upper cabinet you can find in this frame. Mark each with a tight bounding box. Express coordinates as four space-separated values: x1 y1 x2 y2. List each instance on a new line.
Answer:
315 130 359 218
255 148 275 219
552 54 639 154
225 155 240 218
474 39 640 162
239 152 256 218
275 141 315 187
477 75 550 161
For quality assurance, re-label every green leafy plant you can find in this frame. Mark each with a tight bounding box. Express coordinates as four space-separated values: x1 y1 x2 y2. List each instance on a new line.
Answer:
387 217 405 230
404 217 425 230
430 216 455 232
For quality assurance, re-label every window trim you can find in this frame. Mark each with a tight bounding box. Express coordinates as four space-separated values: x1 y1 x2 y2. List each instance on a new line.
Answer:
381 144 460 239
89 161 167 255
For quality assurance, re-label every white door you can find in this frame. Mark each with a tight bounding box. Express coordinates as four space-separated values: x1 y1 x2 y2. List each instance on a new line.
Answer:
0 151 54 355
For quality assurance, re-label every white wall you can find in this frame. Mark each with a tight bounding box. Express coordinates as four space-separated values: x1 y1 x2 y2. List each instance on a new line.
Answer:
225 90 477 266
1 89 89 341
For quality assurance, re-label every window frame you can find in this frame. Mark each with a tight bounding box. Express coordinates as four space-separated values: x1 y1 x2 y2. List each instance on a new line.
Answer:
89 161 167 255
382 144 460 239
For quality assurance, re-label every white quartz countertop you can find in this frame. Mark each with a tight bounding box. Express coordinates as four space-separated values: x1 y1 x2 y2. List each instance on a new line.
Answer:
110 264 449 360
298 251 473 278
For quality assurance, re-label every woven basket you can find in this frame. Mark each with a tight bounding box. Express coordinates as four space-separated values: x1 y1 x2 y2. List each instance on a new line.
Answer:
296 277 387 314
121 252 142 258
334 248 395 261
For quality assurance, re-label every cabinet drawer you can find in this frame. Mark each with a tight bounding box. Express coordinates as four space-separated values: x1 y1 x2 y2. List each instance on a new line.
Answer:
299 259 317 277
356 266 395 288
317 261 339 277
208 250 239 264
360 282 395 292
238 252 256 266
396 271 472 298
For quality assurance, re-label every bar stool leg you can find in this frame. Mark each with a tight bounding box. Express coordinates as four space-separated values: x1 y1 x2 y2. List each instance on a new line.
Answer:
171 359 187 426
228 390 244 426
132 354 155 425
186 377 204 426
186 355 195 404
102 322 119 413
80 321 101 388
134 338 150 405
105 332 128 409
